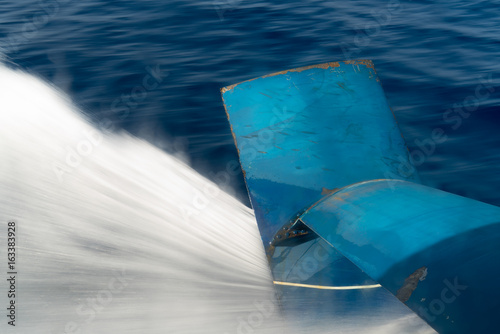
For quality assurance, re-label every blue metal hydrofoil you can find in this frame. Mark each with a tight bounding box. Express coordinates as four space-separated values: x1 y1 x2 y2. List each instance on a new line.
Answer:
221 60 500 333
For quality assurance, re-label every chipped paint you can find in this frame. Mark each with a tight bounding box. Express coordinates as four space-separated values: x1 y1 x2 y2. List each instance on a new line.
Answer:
220 60 377 94
343 59 375 70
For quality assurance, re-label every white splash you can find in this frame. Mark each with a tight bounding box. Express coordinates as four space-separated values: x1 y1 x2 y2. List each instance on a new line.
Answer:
0 64 285 334
0 64 435 334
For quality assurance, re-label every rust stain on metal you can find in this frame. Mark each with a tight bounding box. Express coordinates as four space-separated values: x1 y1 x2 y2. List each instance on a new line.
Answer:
259 92 273 98
343 59 375 70
220 60 377 94
337 82 356 94
266 244 276 263
300 185 350 219
396 266 428 303
220 61 350 93
321 187 339 196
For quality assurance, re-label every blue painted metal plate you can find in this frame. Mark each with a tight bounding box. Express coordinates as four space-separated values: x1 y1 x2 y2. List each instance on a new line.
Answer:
221 61 420 247
222 61 435 333
223 61 500 333
299 179 500 334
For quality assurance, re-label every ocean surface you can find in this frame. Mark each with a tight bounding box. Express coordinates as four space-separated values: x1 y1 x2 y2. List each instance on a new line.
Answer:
1 0 499 205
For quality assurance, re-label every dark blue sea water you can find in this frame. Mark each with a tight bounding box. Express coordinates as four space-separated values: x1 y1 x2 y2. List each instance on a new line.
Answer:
1 0 499 206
